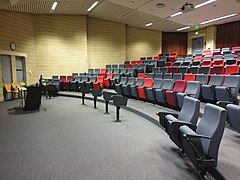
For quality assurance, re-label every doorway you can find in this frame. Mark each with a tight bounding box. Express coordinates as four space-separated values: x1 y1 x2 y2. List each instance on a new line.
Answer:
16 56 26 83
1 55 12 85
192 37 204 54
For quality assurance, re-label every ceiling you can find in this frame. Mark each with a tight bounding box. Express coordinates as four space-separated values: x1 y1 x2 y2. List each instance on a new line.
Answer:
0 0 240 32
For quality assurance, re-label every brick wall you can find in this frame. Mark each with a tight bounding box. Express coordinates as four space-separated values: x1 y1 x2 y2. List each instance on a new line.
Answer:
126 26 162 60
35 15 88 78
87 17 126 68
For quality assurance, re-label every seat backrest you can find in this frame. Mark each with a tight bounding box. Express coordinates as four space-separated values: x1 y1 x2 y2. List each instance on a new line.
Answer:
106 65 111 69
178 67 189 74
199 67 210 74
194 57 203 62
226 104 240 131
120 68 127 74
152 79 163 89
96 76 104 82
113 73 120 80
154 56 160 60
160 67 168 73
160 56 167 61
106 73 113 79
201 60 212 67
213 55 223 60
112 64 118 69
137 73 145 78
208 75 224 86
163 73 172 79
172 80 187 92
139 64 146 69
169 67 178 73
186 54 193 58
119 77 128 85
4 84 12 92
213 60 224 67
224 65 239 75
119 64 125 69
165 62 172 67
184 74 195 81
100 68 106 74
173 73 183 81
140 57 146 60
67 76 74 81
210 66 224 74
152 67 160 73
60 76 66 82
89 76 97 82
95 69 100 73
88 69 94 73
132 64 138 69
222 75 240 95
224 54 234 60
184 57 193 62
203 55 212 61
162 79 174 90
181 62 191 67
142 78 153 88
178 96 200 125
127 77 136 86
188 67 198 74
184 81 200 98
74 76 81 82
81 76 89 82
196 104 227 161
154 73 163 79
196 74 209 85
72 73 78 77
134 78 144 86
52 76 58 80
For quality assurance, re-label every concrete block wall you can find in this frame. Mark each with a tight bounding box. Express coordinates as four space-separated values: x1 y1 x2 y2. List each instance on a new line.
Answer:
35 15 88 78
126 26 162 60
87 17 126 69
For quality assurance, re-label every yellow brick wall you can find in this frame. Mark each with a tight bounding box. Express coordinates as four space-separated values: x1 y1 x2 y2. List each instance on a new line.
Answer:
87 17 126 68
0 10 37 85
126 26 162 60
35 15 88 78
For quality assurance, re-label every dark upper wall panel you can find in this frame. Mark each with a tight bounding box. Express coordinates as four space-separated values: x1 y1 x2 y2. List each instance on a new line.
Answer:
162 32 188 57
216 21 240 49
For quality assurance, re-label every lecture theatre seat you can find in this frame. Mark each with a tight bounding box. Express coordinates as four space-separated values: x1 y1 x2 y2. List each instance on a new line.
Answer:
137 78 154 100
122 77 136 97
146 79 163 102
155 79 174 105
180 104 227 175
92 76 104 90
226 104 240 132
165 80 187 108
130 78 144 99
224 65 239 75
103 73 114 88
115 77 128 94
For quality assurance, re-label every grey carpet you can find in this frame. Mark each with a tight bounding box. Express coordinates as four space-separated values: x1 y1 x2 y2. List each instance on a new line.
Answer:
0 96 239 180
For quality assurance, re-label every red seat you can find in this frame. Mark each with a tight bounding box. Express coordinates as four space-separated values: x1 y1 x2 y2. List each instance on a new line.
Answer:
231 46 240 53
212 51 221 57
154 56 160 60
224 65 239 75
137 78 154 100
131 60 137 64
213 60 224 67
184 74 195 81
194 57 203 62
237 54 240 64
125 64 132 69
203 49 212 56
210 67 225 74
65 76 74 90
169 67 178 74
59 76 67 90
137 73 145 78
99 68 107 77
165 80 187 108
201 60 212 67
104 73 114 88
136 60 143 64
165 62 172 67
169 52 177 63
92 76 104 90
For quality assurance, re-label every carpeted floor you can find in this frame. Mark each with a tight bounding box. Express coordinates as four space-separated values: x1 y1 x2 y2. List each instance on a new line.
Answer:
0 96 239 180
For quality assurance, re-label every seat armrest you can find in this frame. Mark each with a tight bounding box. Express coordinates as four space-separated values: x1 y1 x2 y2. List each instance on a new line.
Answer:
183 133 211 140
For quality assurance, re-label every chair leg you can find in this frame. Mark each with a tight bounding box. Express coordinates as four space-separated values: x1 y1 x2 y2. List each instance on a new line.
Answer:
115 106 121 122
105 101 109 114
94 97 97 109
82 93 85 105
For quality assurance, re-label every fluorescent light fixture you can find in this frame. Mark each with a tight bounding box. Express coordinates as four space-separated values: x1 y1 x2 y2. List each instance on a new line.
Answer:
200 13 237 25
170 11 182 17
145 22 153 27
195 0 217 9
87 1 99 12
177 26 190 31
51 1 58 10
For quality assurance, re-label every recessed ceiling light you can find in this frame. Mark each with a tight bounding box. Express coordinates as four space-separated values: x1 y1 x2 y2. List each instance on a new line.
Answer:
195 0 216 9
51 1 58 10
200 13 237 25
177 26 190 31
156 3 165 8
87 1 99 12
129 1 134 5
145 22 153 27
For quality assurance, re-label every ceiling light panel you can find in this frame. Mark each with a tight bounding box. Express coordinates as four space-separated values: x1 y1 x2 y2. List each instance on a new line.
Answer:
194 0 217 9
87 1 99 12
200 13 237 24
177 26 190 31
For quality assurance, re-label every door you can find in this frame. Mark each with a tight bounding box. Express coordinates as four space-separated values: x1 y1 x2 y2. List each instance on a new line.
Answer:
16 56 25 83
1 55 12 85
192 37 204 54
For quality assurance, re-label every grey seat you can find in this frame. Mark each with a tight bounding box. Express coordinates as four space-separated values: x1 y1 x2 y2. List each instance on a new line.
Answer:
138 64 146 73
130 78 144 98
152 67 160 74
154 73 163 79
78 76 89 90
191 61 201 67
106 65 111 69
179 104 227 175
119 68 127 75
173 73 183 81
103 92 113 114
226 104 240 132
119 64 125 69
70 76 81 91
215 75 240 103
51 76 60 91
177 81 200 109
181 61 191 67
110 73 121 88
188 67 199 74
195 74 209 85
155 79 174 105
88 69 94 74
160 67 168 73
146 79 163 102
178 67 188 74
122 77 136 97
201 75 224 102
132 64 138 69
91 89 102 109
72 73 78 78
159 97 200 148
86 76 97 89
126 68 137 77
199 67 210 74
157 60 166 67
115 77 128 94
163 73 172 79
112 64 118 69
